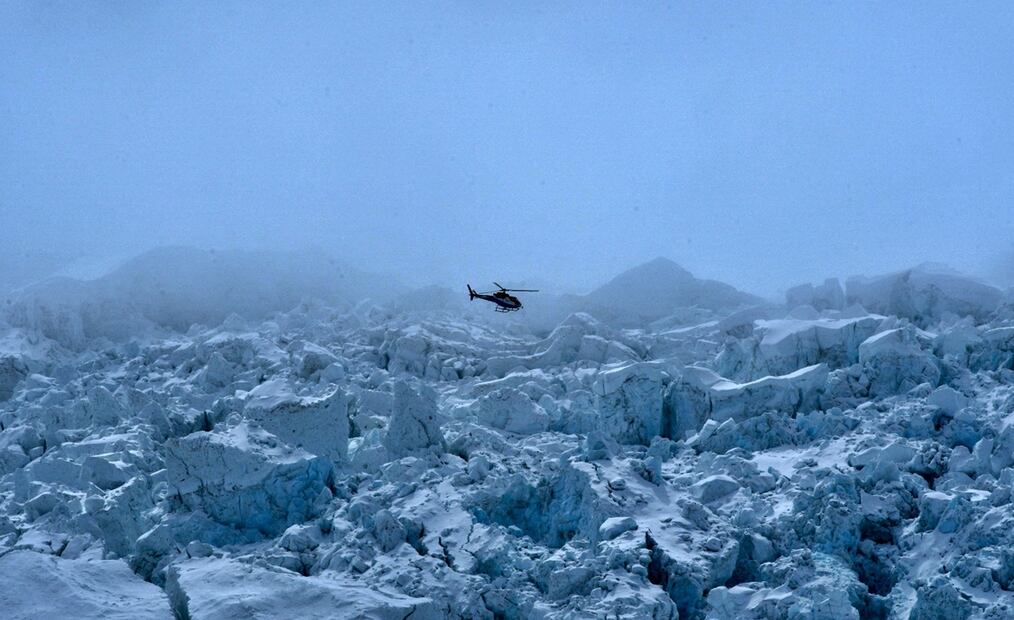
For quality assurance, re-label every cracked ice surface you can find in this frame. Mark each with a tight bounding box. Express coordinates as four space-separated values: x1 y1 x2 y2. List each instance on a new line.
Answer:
2 256 1014 619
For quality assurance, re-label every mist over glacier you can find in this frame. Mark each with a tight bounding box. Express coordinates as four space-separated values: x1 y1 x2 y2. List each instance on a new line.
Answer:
4 3 1014 620
4 2 1014 294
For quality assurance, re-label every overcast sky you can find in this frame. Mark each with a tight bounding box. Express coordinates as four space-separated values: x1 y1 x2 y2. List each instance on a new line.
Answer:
3 2 1013 294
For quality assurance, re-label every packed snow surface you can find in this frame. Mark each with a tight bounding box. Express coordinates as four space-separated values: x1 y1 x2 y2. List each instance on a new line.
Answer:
1 255 1013 619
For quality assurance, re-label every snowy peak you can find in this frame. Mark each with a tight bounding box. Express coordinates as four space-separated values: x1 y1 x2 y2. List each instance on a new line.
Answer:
582 257 761 322
609 257 696 283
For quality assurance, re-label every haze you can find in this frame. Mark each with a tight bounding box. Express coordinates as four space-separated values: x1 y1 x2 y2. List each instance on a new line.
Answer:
3 2 1013 296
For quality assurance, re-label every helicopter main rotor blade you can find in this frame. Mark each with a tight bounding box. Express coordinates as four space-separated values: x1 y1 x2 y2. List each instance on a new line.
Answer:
493 281 538 292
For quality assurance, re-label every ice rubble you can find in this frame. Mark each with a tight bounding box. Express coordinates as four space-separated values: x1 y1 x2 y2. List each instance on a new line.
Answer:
164 421 333 536
844 263 1004 327
1 257 1014 619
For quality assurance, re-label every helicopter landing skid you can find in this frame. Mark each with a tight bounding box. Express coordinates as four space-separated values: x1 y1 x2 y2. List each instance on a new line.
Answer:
495 306 520 313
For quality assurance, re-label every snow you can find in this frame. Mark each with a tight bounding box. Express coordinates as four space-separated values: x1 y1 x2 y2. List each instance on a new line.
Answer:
382 380 446 458
164 422 333 536
475 388 550 434
244 383 351 462
690 474 741 503
576 257 762 324
845 263 1003 327
858 326 941 397
598 516 638 540
2 253 1014 618
2 247 400 348
786 277 846 311
0 550 173 620
167 556 442 619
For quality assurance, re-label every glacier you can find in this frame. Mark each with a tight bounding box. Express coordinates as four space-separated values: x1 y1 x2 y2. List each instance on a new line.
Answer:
1 250 1014 619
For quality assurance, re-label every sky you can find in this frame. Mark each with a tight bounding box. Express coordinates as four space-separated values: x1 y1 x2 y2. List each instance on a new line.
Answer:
3 1 1014 295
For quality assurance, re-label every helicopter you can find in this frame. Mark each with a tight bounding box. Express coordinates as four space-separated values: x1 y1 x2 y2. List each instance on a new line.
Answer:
467 282 539 312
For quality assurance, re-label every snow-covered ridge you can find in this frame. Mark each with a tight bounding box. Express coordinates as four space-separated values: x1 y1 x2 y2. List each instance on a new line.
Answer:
2 246 402 349
1 254 1013 618
576 257 763 325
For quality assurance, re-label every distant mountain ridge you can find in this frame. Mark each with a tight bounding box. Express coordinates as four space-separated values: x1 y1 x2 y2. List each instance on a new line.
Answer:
3 246 404 347
5 250 763 344
576 257 762 322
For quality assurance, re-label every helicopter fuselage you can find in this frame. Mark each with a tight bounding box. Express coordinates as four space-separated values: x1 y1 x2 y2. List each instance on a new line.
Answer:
474 291 522 311
468 284 535 312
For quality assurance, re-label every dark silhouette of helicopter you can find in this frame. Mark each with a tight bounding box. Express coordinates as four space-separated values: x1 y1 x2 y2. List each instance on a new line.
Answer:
467 282 539 312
